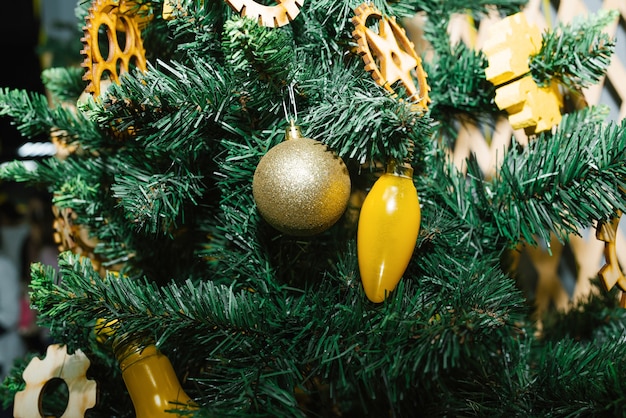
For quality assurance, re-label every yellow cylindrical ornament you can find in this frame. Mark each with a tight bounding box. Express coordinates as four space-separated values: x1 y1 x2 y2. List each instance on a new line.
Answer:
357 160 420 303
114 338 196 417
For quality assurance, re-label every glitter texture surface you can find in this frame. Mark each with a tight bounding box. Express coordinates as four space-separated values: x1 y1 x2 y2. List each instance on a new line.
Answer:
253 136 351 236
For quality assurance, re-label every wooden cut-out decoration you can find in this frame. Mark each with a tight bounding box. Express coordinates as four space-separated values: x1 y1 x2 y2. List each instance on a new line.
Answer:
14 344 97 417
482 12 562 134
81 0 151 97
52 205 104 273
352 3 430 110
162 0 177 19
225 0 304 27
596 213 626 307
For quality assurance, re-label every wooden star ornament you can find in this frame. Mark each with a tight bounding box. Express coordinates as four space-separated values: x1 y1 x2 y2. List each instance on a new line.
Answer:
352 3 430 110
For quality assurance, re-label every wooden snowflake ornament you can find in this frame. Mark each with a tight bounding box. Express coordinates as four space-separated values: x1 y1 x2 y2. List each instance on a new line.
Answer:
162 0 177 19
81 0 151 97
14 344 97 417
225 0 304 27
52 205 105 273
596 213 626 307
352 3 430 110
482 12 562 134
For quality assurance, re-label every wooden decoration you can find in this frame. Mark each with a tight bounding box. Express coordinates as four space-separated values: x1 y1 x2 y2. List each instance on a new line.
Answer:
51 205 105 273
483 12 542 86
596 213 626 307
352 3 430 110
162 0 177 20
225 0 304 28
482 12 563 134
493 75 563 134
81 0 151 97
14 344 97 418
407 0 626 317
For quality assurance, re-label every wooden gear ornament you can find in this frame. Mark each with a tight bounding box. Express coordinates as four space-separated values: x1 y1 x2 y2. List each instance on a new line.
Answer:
482 12 563 134
14 344 97 417
225 0 304 27
81 0 151 97
162 0 178 20
352 3 430 110
52 205 106 273
596 213 626 307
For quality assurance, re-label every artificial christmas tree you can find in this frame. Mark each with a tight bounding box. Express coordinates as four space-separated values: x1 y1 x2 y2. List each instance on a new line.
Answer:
1 0 626 416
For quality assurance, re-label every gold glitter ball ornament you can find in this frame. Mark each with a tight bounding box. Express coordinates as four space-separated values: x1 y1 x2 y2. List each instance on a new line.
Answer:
253 122 351 236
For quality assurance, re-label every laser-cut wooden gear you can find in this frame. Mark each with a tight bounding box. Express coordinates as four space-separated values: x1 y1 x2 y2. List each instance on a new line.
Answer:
81 0 151 97
482 12 563 134
52 205 104 272
14 344 97 418
225 0 304 27
162 0 178 20
352 3 430 110
596 213 626 307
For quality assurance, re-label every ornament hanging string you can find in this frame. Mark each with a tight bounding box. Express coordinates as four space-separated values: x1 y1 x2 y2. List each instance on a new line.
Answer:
254 82 352 236
282 83 298 125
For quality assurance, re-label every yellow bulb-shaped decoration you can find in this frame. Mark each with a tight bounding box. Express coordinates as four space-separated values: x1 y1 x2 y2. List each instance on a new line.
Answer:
94 316 195 417
115 338 196 417
357 160 420 303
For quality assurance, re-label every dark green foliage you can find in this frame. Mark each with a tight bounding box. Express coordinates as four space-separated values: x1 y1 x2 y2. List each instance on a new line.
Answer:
531 9 618 91
1 1 625 416
425 42 500 141
41 67 87 103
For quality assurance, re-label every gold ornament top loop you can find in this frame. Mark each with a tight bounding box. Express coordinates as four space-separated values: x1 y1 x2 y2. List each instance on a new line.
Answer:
225 0 304 27
352 3 430 110
281 82 299 127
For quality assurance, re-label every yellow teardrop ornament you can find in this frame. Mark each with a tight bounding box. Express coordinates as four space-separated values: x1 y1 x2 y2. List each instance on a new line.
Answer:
357 160 420 303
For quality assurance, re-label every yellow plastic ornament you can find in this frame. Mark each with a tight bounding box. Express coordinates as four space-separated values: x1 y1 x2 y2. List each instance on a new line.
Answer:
357 160 420 303
94 317 196 416
114 338 196 417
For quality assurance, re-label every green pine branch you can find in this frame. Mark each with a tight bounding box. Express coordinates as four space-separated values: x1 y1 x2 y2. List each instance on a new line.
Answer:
90 59 240 154
426 41 500 140
531 9 618 91
111 166 206 235
156 0 229 63
530 339 626 416
222 15 295 88
401 0 526 15
0 88 100 144
41 67 87 103
300 58 432 165
26 250 530 415
489 107 626 246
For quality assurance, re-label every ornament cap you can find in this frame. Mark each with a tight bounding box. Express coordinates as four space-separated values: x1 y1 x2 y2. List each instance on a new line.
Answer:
285 119 303 141
387 159 414 178
114 337 157 372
